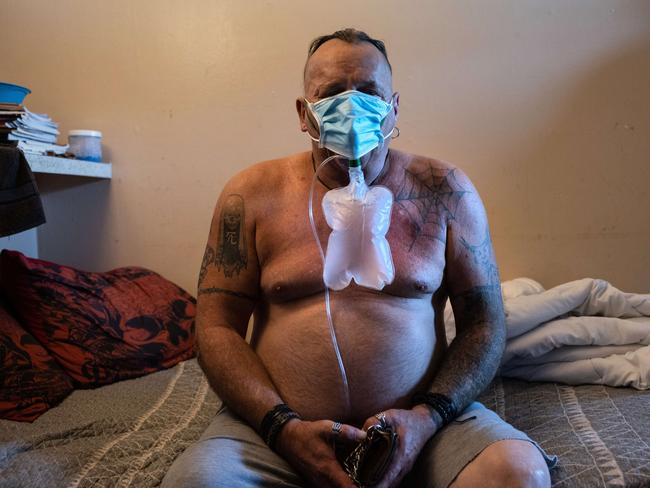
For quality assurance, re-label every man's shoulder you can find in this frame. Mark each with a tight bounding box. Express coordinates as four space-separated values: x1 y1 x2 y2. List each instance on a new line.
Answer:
391 149 473 187
223 151 309 194
391 149 485 230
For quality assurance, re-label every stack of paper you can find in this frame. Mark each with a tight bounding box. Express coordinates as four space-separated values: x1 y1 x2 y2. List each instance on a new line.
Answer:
4 107 68 155
0 103 23 145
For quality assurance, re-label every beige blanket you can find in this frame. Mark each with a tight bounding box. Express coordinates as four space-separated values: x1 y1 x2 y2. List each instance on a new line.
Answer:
0 359 220 488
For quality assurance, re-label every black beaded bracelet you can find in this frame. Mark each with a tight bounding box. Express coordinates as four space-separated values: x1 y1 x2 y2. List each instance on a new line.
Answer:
259 403 301 451
412 392 458 427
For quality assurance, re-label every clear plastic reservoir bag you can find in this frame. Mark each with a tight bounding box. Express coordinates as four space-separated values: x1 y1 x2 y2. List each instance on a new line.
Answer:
308 156 395 412
322 165 394 291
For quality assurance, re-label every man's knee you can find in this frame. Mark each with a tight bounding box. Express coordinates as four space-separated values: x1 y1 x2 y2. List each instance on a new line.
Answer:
162 435 304 488
451 440 550 488
161 439 244 488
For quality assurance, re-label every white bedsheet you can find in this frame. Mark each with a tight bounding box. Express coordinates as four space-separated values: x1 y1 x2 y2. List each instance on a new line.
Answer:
444 278 650 389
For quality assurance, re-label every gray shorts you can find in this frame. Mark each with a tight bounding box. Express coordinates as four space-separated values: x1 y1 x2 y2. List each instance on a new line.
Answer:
162 402 556 488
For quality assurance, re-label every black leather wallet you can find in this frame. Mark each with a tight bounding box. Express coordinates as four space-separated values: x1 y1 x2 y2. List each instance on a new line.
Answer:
343 418 398 487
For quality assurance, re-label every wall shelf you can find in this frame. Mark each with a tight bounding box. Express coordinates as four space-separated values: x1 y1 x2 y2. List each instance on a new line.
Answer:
26 153 112 179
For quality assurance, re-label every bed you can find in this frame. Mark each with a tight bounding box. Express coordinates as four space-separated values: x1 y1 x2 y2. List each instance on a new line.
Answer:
2 360 649 487
0 359 220 487
478 377 650 487
1 249 648 487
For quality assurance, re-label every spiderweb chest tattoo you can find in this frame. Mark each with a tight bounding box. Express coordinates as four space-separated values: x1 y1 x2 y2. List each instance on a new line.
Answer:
394 167 469 250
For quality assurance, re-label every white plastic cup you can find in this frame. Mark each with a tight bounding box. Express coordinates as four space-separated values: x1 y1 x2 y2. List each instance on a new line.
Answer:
68 130 103 162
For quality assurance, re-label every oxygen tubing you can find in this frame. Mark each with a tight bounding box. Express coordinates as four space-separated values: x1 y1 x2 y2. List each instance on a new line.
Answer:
308 154 351 414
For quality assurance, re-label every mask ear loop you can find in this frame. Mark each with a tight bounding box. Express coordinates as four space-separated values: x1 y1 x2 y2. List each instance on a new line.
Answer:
308 154 351 414
304 98 326 147
380 98 397 143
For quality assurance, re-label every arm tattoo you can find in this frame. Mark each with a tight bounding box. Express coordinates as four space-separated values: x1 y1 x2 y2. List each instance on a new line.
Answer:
394 166 469 250
197 194 248 287
198 287 256 301
198 244 215 287
215 193 248 278
460 225 500 286
429 229 505 412
453 284 504 328
216 194 248 278
433 288 506 412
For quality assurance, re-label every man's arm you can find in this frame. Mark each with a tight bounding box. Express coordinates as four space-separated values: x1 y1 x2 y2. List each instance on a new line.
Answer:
197 174 361 488
362 167 505 488
419 168 506 427
196 187 284 430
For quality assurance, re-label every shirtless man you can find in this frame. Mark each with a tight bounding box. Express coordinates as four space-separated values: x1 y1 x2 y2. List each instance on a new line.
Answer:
163 29 554 488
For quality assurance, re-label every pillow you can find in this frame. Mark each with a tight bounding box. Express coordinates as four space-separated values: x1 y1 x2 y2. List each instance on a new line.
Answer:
0 302 74 421
0 250 196 387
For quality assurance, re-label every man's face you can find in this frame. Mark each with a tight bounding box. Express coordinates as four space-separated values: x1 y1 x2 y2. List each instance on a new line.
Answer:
298 39 399 167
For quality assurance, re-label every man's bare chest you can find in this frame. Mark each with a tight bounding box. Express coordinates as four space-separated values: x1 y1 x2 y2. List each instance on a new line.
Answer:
257 202 447 302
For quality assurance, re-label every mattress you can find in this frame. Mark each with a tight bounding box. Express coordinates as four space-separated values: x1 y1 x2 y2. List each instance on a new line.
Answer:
478 377 650 487
0 359 220 487
2 359 649 487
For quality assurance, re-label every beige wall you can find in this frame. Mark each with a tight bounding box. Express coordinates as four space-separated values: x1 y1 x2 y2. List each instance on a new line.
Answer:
1 0 648 293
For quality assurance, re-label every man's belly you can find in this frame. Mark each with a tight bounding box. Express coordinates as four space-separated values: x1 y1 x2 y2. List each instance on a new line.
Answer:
252 289 442 425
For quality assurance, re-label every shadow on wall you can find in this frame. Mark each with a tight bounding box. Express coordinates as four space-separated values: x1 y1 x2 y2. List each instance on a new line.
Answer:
37 174 112 271
497 35 650 291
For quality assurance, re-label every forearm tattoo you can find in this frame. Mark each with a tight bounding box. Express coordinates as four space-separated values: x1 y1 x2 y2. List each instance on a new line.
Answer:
434 289 506 410
430 220 506 411
453 285 504 328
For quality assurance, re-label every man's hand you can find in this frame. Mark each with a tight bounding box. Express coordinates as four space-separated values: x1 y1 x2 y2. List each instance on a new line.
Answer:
276 418 366 488
359 406 438 488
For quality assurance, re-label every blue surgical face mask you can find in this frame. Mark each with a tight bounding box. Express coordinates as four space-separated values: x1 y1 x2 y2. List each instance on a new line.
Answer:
305 90 394 160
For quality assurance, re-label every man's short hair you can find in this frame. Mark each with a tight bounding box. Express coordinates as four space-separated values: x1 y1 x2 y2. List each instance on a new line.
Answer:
305 28 392 75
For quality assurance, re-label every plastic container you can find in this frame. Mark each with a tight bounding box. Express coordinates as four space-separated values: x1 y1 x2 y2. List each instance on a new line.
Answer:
68 130 103 162
0 82 31 104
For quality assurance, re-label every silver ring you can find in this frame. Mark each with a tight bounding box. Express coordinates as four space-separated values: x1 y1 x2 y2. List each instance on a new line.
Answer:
375 412 387 425
331 421 342 435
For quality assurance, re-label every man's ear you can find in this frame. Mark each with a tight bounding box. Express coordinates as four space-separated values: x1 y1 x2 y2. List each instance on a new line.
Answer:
296 98 308 132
